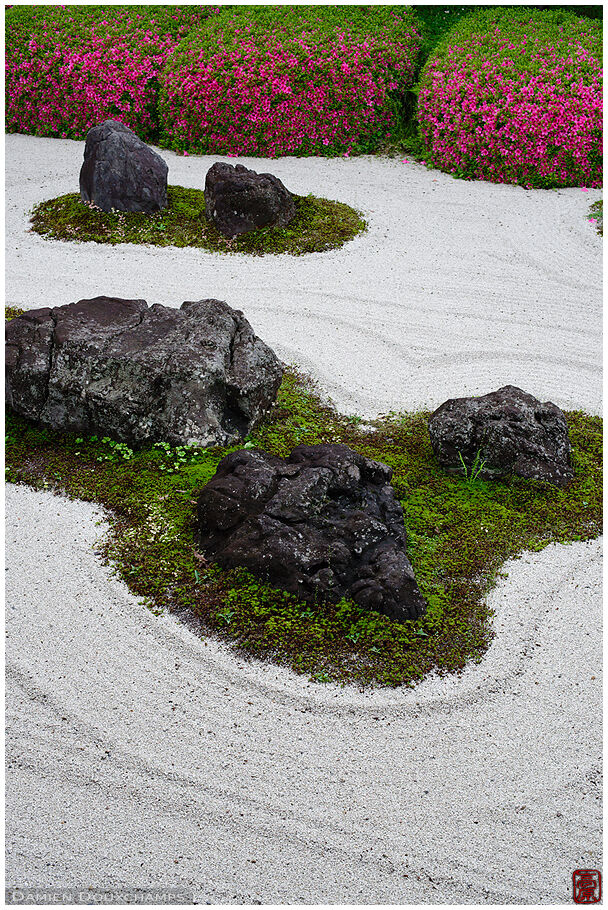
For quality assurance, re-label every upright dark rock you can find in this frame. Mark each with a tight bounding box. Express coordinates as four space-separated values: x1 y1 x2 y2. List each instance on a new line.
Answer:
428 385 573 486
5 297 283 447
79 120 168 213
197 443 427 623
204 162 296 238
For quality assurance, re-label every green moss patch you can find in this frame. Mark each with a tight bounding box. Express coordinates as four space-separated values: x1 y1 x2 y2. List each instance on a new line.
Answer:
5 353 602 689
5 306 25 321
29 186 367 256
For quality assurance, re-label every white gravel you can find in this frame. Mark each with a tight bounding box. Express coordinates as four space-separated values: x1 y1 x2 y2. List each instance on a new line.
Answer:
5 134 602 417
5 134 603 903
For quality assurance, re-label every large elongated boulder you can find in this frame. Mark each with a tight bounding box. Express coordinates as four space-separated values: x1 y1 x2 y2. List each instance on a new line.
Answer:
428 385 573 487
204 162 296 238
5 297 283 447
79 120 168 213
197 444 427 623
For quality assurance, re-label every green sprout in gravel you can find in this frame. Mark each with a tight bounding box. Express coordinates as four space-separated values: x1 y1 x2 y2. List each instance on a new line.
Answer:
588 199 603 236
29 185 367 256
5 328 602 688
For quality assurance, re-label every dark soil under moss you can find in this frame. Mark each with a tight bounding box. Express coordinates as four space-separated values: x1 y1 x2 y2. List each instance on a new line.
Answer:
5 350 602 689
29 186 367 256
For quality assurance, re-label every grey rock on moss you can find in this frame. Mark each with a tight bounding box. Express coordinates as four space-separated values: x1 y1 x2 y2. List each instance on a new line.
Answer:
428 385 573 487
204 162 296 238
6 296 283 447
197 443 427 623
80 120 168 213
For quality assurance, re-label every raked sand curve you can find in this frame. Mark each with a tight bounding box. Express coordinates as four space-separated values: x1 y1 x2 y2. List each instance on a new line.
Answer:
5 135 603 903
5 134 602 417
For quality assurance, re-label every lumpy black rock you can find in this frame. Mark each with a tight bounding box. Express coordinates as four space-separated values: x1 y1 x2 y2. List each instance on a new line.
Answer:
204 161 296 238
428 385 573 487
197 443 427 623
5 296 283 447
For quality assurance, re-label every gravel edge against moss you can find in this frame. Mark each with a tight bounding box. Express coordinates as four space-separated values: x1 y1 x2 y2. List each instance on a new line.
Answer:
4 322 602 689
29 186 367 256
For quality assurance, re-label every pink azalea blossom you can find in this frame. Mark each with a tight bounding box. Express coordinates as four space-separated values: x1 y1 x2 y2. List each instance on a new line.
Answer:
417 8 602 189
159 12 421 157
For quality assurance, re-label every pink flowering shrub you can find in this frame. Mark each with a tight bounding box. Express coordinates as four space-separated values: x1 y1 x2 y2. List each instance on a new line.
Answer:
417 7 602 188
5 6 215 141
159 6 422 157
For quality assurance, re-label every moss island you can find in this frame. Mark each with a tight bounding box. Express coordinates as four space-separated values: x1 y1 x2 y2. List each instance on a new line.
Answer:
6 307 603 688
30 186 367 256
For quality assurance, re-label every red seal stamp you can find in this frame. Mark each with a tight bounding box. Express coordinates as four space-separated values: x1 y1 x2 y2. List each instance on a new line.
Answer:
573 869 601 904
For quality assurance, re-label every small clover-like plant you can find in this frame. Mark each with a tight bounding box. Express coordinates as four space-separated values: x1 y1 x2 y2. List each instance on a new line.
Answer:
153 440 202 473
313 670 332 684
91 437 135 462
216 608 235 626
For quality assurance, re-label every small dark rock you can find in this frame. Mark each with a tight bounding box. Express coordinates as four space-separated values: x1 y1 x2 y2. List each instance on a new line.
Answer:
428 385 573 486
80 120 168 213
204 162 296 238
5 296 283 447
197 443 427 623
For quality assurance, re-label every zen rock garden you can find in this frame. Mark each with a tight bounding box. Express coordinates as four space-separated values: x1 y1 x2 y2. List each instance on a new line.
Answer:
6 280 574 626
5 6 601 900
78 119 296 239
7 121 577 627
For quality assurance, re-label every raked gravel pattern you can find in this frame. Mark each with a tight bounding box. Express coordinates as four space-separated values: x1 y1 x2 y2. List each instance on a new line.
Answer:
5 134 603 418
5 134 603 903
5 486 602 903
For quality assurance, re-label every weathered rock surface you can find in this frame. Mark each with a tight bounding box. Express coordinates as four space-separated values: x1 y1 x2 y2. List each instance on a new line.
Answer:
204 162 296 238
79 120 168 213
197 444 427 623
6 297 283 447
428 385 573 486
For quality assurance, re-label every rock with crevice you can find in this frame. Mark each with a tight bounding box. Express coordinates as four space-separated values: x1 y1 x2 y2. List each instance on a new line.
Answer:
79 119 168 213
428 385 573 486
5 296 283 447
197 443 427 623
204 161 296 238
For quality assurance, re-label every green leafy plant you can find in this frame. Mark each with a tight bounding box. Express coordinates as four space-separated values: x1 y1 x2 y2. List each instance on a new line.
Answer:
5 305 25 321
216 609 236 627
458 449 486 484
313 671 333 684
153 441 202 473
